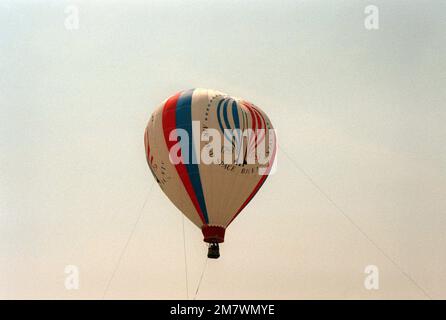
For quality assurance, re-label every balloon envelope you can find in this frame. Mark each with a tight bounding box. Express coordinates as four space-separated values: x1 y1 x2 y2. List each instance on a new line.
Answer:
144 89 276 244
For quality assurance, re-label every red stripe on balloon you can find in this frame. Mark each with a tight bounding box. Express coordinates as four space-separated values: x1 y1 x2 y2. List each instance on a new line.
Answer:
243 103 257 153
251 106 266 146
144 128 150 163
162 92 206 224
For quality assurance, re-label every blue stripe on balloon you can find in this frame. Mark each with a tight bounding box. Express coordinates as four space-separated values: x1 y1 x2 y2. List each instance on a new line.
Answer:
176 89 209 223
223 99 231 129
217 98 225 133
231 100 240 129
231 100 242 160
217 98 232 143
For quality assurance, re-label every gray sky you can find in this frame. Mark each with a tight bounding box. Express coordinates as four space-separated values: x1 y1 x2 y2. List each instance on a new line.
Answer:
1 0 446 299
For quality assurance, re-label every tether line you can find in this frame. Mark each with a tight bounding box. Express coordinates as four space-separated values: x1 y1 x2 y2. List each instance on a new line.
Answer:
194 251 208 300
182 215 189 299
279 146 432 300
102 183 154 299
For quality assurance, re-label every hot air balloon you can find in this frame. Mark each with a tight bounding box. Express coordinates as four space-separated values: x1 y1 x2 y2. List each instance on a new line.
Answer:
144 89 276 258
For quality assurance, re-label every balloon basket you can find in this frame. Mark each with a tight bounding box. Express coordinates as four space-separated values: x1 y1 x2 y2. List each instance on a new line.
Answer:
207 243 220 259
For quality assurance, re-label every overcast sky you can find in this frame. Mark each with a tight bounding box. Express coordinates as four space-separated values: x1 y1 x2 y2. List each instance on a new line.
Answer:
1 0 446 299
